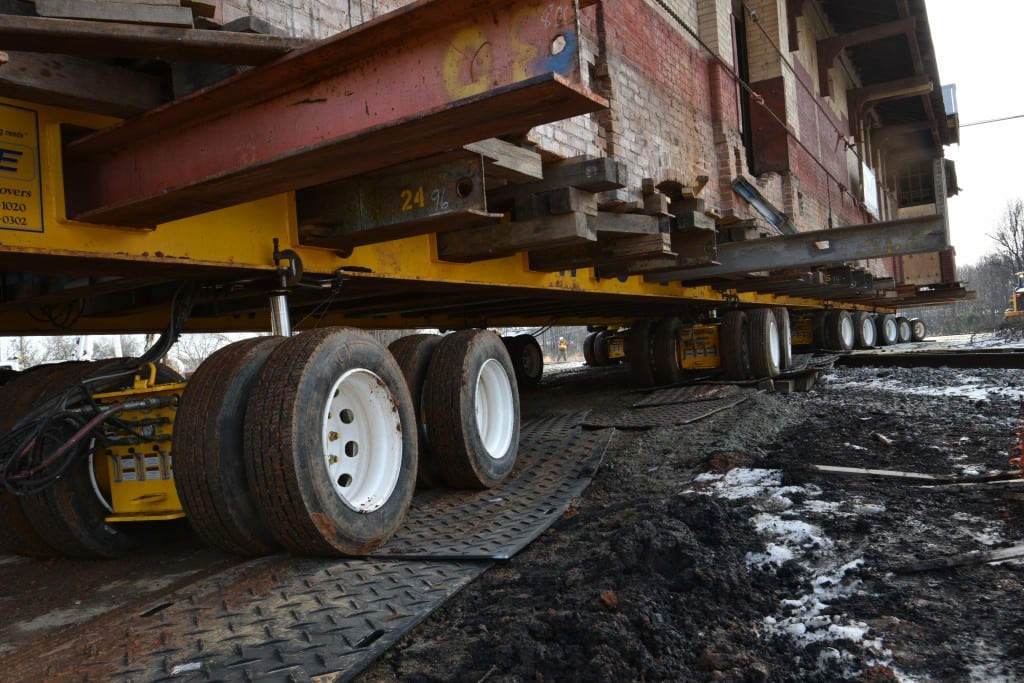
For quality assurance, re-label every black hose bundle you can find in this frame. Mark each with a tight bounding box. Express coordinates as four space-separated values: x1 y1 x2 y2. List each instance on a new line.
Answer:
0 283 196 495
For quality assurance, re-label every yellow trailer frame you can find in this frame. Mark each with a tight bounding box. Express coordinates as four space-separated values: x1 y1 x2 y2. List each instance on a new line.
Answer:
0 98 890 335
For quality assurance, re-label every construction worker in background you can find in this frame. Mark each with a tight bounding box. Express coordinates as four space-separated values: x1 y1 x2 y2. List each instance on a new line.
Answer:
557 336 568 362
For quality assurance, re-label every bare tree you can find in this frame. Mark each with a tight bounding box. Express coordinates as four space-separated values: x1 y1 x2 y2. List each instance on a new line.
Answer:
93 334 146 359
171 333 231 374
40 336 80 362
988 199 1024 273
6 337 40 368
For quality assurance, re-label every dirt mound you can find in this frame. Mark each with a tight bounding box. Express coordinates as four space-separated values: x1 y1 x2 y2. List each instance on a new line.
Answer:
363 364 1024 682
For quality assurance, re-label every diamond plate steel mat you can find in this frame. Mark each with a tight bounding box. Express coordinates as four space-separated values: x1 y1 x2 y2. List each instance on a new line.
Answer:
788 352 838 374
582 392 751 429
372 415 613 560
5 556 487 683
1 410 612 683
631 384 742 408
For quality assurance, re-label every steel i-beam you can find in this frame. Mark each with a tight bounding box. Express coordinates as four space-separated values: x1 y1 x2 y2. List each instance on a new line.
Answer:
62 0 606 228
646 215 950 283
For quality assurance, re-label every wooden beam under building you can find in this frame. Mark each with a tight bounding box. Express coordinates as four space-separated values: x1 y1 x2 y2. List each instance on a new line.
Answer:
0 51 168 117
0 15 309 63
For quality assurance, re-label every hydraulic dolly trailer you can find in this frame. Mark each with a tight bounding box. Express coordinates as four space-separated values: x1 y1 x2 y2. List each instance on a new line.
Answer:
0 0 961 560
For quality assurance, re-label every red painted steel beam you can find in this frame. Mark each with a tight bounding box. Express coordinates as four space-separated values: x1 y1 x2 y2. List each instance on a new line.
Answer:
63 0 606 228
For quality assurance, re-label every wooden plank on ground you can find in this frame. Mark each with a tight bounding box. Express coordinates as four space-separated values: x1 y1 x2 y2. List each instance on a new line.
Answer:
0 15 307 64
893 544 1024 573
35 0 195 27
436 212 595 263
0 51 167 117
808 464 955 481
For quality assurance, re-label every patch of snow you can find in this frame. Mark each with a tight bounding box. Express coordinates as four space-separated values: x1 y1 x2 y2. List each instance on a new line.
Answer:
747 542 795 568
692 468 783 499
829 377 1024 402
694 467 895 678
802 500 842 514
751 513 833 552
852 503 886 515
843 442 868 451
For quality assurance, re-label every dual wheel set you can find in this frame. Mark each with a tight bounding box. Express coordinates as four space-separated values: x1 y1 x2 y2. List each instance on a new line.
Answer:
0 328 522 558
583 330 620 367
622 309 791 386
813 310 926 351
175 327 521 557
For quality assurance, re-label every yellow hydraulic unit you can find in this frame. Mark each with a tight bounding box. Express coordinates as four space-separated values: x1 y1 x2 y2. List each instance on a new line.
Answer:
92 365 186 522
677 324 720 370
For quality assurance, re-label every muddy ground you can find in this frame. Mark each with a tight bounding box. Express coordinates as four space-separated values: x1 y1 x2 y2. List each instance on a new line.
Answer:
1 345 1023 681
362 358 1024 682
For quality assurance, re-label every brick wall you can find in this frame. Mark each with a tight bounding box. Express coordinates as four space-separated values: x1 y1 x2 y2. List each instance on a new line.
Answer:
533 0 723 209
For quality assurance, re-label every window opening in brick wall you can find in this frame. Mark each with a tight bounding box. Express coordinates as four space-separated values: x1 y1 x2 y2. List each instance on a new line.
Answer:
897 158 937 207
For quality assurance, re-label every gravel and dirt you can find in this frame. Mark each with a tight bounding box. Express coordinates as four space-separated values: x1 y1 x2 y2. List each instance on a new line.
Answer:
2 335 1023 681
362 341 1024 682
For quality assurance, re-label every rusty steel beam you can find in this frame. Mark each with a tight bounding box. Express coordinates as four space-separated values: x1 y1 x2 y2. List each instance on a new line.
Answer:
62 0 606 228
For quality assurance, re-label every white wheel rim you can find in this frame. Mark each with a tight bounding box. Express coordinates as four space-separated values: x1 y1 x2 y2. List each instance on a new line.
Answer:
861 318 876 345
840 317 855 348
768 318 781 366
475 358 515 460
899 321 911 340
322 368 402 513
884 318 897 341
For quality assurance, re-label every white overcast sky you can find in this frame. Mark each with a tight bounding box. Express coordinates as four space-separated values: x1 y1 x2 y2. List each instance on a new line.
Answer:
927 0 1024 265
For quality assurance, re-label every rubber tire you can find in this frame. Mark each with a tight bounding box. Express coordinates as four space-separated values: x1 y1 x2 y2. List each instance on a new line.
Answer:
592 331 611 367
812 310 829 350
896 316 912 344
245 328 417 556
174 337 285 556
583 332 597 366
823 310 854 351
389 334 444 490
626 320 657 387
853 312 877 349
424 330 520 489
876 314 898 346
771 307 793 371
0 367 19 388
0 363 81 558
505 334 543 387
651 317 685 385
910 317 927 342
21 361 181 559
748 309 781 379
720 311 752 381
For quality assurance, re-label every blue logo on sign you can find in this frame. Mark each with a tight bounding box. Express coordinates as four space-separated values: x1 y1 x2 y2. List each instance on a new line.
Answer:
0 148 22 173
